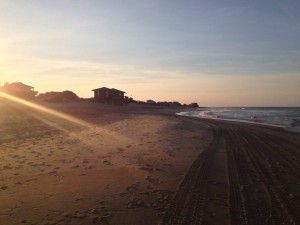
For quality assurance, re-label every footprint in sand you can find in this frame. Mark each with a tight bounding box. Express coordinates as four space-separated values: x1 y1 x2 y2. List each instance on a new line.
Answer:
71 165 80 169
3 165 13 170
10 154 21 159
127 198 146 209
145 175 160 184
86 165 94 169
151 190 172 212
117 147 124 152
0 185 8 190
92 213 113 224
120 182 141 197
82 159 89 164
74 197 83 202
103 160 112 165
48 171 58 176
18 160 26 164
127 182 141 192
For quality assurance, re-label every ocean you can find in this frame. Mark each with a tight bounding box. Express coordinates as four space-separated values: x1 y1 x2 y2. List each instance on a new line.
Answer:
177 107 300 133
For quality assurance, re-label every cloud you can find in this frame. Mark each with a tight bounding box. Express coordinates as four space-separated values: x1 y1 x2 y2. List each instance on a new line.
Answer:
1 55 299 106
1 56 185 80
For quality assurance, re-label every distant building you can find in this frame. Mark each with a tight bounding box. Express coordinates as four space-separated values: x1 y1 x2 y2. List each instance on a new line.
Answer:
0 82 37 99
92 87 126 104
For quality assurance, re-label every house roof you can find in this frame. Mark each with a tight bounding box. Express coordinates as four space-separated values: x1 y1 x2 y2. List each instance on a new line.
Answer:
111 88 126 93
92 87 125 93
92 87 110 91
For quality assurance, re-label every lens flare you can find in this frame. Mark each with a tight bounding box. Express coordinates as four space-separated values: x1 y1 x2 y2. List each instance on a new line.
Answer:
0 91 129 144
0 92 92 127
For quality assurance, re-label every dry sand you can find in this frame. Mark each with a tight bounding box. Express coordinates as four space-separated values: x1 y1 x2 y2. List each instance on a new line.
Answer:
0 102 211 225
1 102 299 225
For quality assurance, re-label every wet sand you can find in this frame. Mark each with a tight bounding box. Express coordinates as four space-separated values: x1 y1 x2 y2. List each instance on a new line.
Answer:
162 118 300 225
0 102 299 225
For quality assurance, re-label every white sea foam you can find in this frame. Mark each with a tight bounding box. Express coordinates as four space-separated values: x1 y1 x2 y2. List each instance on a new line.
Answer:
177 107 300 133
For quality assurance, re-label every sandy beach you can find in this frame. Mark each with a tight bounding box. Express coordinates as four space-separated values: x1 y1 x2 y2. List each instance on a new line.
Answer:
0 102 299 225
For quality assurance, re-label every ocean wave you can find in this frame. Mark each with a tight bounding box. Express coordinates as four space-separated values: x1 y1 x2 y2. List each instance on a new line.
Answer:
177 108 300 133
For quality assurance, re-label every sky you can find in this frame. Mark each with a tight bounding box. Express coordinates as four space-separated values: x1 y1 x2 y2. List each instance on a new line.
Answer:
0 0 299 106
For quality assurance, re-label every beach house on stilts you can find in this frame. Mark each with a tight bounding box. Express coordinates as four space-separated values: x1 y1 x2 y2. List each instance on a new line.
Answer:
92 87 126 104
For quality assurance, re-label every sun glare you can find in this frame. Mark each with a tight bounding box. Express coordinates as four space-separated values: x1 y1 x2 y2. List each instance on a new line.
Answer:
0 91 93 126
0 91 128 143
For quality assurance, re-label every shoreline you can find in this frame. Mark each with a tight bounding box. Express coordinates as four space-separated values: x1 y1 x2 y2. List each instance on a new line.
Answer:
176 109 300 133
